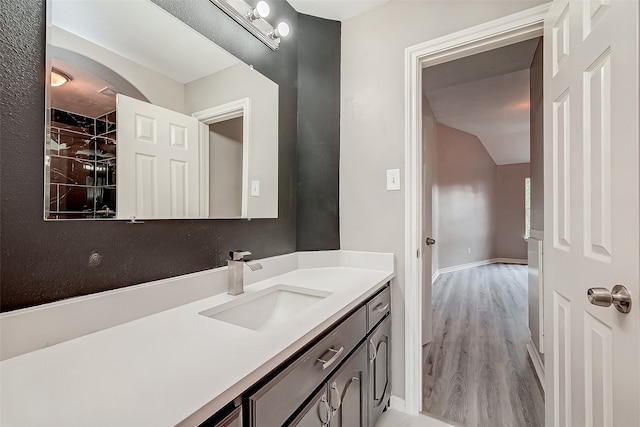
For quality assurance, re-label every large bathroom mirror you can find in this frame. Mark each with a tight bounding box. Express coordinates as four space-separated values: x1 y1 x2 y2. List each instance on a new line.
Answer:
45 0 279 220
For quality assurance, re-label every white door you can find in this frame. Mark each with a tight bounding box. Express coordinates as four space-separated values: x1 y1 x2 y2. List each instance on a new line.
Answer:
116 94 200 219
422 112 435 346
544 1 639 426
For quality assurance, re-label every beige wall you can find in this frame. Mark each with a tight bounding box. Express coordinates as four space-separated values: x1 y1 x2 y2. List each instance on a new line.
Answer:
340 0 547 398
209 118 243 218
496 163 530 259
435 124 498 268
185 63 279 218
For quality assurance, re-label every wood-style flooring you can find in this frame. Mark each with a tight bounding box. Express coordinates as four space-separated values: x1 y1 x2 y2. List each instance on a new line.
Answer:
422 263 544 427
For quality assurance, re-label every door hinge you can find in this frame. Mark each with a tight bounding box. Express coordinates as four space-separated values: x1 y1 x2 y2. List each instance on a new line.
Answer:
417 249 420 258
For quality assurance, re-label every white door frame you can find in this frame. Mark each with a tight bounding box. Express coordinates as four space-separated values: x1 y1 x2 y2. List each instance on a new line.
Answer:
403 4 550 415
193 98 251 218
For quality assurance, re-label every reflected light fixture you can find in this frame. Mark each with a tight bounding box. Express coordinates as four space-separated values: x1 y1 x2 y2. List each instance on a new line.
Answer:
247 0 269 20
210 0 290 50
270 22 290 39
51 68 72 87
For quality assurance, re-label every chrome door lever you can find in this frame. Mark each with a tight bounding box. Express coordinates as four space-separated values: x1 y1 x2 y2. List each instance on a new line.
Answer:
587 285 632 313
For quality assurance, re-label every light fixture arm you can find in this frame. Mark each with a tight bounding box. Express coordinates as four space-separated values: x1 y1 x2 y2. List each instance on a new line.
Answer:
210 0 287 50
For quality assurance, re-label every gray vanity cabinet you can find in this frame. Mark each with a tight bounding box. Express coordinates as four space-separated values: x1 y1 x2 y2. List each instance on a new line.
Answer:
289 342 368 427
227 283 391 427
289 388 330 427
328 343 367 427
368 316 391 426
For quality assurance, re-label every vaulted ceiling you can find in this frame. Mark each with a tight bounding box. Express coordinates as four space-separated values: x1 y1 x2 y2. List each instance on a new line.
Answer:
423 38 540 165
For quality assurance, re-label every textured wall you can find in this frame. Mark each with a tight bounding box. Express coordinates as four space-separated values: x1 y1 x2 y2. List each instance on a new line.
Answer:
0 0 341 311
296 14 341 250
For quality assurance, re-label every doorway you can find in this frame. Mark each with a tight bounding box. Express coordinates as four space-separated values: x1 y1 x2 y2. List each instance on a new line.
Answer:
420 37 543 425
402 4 550 416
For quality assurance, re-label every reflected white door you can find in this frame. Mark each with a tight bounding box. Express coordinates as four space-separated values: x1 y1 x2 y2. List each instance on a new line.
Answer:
543 1 639 426
116 94 199 219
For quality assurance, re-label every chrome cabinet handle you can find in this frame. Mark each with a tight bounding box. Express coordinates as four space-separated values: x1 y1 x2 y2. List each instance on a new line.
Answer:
318 394 330 425
374 303 389 313
317 347 344 370
369 339 378 363
330 382 341 413
587 285 632 313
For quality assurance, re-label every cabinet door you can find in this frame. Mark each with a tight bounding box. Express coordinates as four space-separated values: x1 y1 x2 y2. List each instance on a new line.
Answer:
368 316 391 426
328 343 367 427
289 386 331 427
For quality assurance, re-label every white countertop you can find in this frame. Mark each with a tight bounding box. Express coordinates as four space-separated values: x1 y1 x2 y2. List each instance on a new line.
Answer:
0 253 394 427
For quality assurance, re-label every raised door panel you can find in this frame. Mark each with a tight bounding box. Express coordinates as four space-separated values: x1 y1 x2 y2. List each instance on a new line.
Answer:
117 94 199 219
328 343 367 427
543 1 639 426
368 316 391 426
289 386 330 427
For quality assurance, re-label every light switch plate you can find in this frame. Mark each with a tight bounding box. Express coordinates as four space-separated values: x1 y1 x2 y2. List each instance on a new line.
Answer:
251 180 260 197
386 169 400 191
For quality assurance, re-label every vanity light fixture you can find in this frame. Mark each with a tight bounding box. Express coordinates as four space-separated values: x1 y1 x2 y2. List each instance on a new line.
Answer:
51 67 72 87
210 0 289 50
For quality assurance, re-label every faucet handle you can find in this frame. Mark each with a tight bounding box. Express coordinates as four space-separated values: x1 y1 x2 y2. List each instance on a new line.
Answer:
229 250 252 261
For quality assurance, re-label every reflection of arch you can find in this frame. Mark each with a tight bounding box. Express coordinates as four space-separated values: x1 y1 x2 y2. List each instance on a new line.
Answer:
50 46 148 102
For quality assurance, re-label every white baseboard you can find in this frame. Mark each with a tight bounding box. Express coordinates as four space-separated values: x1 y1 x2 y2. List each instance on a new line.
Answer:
493 257 528 264
434 258 528 279
389 395 406 412
436 259 495 275
527 339 545 393
431 270 440 284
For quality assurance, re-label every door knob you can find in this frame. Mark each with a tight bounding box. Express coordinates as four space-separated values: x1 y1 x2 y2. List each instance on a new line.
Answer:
426 237 436 246
587 285 632 313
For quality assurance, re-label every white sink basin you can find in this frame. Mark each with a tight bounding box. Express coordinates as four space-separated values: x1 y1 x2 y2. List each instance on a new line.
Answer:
199 285 332 331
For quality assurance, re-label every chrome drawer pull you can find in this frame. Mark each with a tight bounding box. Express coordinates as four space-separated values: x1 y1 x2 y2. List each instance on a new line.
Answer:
374 303 389 313
317 347 344 370
369 339 378 363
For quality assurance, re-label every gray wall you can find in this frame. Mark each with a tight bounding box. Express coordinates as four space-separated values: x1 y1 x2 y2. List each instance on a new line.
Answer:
296 14 341 250
496 163 530 260
435 123 498 268
0 0 341 311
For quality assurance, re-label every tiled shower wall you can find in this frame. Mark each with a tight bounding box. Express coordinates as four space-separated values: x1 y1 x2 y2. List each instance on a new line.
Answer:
46 109 117 219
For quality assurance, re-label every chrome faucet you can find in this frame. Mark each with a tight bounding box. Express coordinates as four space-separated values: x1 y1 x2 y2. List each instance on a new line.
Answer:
227 250 263 295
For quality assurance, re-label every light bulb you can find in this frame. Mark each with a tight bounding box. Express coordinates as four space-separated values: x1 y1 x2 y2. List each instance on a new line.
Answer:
275 22 290 38
247 0 269 20
51 68 71 87
256 1 270 17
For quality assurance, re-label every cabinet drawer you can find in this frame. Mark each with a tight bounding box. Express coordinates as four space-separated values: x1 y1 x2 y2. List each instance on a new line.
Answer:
367 285 390 331
249 306 367 427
